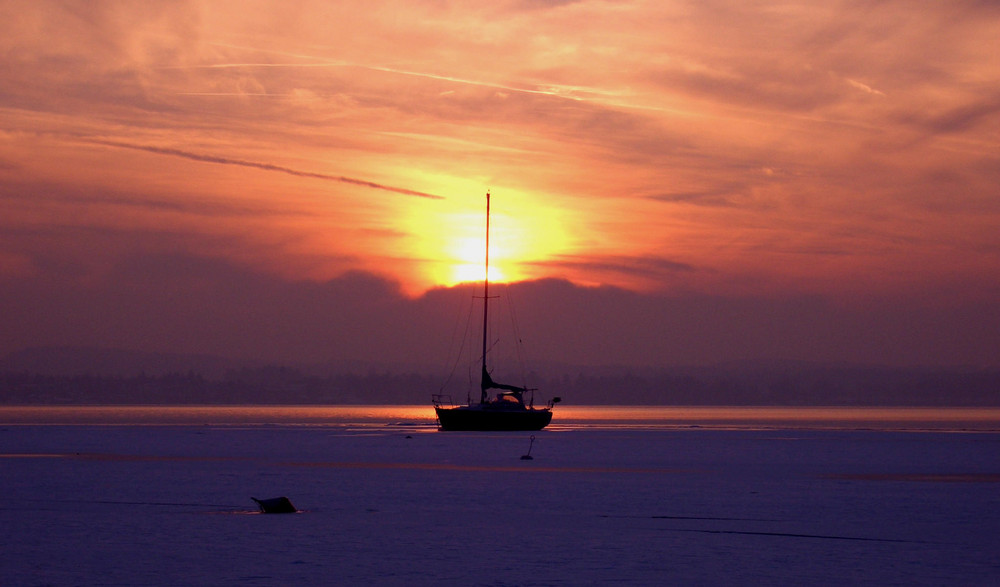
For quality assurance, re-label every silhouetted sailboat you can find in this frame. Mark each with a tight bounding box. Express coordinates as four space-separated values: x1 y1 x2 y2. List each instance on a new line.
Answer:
432 191 560 431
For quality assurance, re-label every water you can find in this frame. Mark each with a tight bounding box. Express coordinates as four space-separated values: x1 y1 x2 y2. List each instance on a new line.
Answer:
3 405 999 584
1 405 997 431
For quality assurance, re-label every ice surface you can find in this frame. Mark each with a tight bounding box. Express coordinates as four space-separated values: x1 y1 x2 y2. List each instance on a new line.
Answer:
2 416 999 585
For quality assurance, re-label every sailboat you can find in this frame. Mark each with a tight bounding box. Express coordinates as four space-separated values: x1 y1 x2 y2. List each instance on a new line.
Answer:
432 191 560 431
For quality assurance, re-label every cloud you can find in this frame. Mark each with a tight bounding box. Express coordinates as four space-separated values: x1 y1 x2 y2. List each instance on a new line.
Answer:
647 185 748 208
87 139 445 200
903 93 1000 136
533 255 697 282
2 177 280 219
3 260 999 369
1 0 998 347
845 78 885 97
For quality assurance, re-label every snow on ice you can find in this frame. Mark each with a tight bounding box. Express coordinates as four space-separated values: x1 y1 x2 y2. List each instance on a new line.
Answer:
1 411 998 585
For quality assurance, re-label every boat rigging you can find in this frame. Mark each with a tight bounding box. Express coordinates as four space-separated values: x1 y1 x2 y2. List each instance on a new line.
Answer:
432 191 560 431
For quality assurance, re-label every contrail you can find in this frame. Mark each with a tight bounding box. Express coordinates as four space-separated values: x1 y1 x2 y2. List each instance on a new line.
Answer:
89 139 444 200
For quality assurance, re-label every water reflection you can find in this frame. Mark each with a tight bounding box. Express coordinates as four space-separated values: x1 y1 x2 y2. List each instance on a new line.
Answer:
0 405 997 431
553 406 1000 431
0 405 436 426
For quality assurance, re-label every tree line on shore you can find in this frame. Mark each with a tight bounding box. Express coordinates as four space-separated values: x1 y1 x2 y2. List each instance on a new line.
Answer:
2 363 998 406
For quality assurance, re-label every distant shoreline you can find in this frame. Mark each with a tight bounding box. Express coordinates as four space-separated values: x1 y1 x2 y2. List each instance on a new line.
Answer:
3 368 999 406
3 347 999 406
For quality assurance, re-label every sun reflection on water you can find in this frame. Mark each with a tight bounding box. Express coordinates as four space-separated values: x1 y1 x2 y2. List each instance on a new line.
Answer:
1 405 998 431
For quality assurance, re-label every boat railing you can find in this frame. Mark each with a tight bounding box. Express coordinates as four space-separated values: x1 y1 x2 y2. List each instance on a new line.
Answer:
432 394 455 408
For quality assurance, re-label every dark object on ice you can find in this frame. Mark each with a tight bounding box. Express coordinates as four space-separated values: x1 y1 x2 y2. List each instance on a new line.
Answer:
432 192 560 431
521 435 536 460
252 496 297 514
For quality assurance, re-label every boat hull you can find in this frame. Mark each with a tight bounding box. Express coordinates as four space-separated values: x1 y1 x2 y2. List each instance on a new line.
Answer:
435 405 553 431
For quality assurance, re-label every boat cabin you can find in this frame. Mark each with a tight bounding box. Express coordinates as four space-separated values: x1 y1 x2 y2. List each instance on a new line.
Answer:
489 391 528 409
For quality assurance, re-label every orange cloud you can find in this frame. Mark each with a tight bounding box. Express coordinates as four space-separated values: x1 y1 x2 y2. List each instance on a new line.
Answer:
0 0 997 304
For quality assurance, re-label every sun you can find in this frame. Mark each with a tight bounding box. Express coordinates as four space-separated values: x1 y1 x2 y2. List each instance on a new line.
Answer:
447 235 509 285
401 189 570 290
436 212 524 286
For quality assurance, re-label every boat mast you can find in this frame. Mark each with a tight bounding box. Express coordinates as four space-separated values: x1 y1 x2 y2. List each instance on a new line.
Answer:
480 190 491 404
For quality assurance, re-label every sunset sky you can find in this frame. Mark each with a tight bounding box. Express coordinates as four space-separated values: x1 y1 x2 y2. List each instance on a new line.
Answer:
2 1 998 370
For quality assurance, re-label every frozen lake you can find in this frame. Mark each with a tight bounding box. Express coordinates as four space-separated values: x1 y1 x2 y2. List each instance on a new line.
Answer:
2 406 998 585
